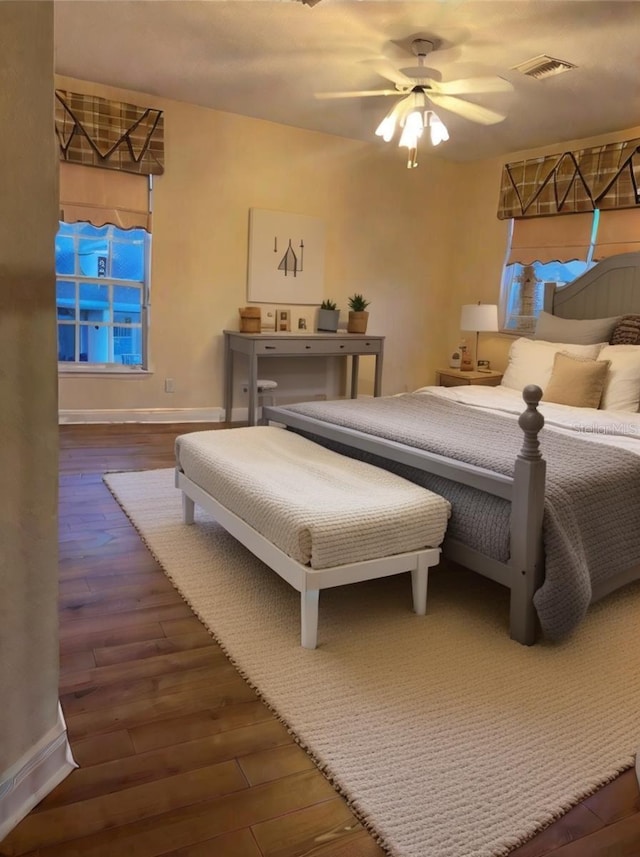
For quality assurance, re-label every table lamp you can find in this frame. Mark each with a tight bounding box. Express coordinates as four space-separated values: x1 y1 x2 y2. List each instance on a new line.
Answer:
460 303 499 370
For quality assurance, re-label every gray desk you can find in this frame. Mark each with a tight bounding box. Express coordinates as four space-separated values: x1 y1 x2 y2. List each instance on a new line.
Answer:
223 330 385 426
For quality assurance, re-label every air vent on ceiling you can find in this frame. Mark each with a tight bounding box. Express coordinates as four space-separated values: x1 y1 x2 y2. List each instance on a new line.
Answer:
511 54 576 79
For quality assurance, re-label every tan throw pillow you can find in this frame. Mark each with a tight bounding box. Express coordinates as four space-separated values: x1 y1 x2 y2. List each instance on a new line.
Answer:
542 352 610 409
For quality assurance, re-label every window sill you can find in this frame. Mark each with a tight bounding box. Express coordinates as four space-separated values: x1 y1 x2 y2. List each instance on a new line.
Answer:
498 329 529 337
58 364 154 377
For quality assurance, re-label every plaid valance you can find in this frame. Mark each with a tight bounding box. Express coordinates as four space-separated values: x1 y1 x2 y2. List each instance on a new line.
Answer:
55 90 164 176
498 138 640 219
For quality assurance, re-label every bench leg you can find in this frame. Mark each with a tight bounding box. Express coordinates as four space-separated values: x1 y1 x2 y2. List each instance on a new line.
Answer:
300 589 320 649
411 556 430 615
182 493 195 525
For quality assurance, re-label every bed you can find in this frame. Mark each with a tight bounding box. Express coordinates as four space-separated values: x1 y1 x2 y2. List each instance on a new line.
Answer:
263 252 640 646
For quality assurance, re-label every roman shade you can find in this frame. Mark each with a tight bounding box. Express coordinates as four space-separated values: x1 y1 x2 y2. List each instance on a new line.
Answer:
59 162 151 231
592 209 640 260
507 212 593 265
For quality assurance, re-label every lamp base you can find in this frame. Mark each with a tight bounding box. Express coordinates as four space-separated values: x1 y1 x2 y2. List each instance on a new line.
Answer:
459 345 473 372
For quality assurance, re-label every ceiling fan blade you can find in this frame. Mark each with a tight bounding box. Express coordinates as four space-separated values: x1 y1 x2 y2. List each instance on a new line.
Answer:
428 93 506 125
433 76 513 95
314 89 398 100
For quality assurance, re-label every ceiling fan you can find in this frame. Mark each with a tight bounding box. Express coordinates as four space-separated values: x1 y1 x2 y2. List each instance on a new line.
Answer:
316 37 513 167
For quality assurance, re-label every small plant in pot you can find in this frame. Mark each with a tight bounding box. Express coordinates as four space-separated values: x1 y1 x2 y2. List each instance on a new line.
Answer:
317 299 340 332
347 293 370 333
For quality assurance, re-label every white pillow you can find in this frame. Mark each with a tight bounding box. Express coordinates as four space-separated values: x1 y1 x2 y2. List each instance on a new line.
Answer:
597 345 640 411
501 338 606 392
534 311 620 345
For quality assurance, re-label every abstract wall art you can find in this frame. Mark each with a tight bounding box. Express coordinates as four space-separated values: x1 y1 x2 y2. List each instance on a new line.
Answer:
247 208 325 304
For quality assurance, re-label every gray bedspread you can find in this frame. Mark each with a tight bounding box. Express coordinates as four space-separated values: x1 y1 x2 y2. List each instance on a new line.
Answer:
280 393 640 640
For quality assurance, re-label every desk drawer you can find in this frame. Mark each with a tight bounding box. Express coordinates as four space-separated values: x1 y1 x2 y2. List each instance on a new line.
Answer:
254 338 381 356
336 339 381 355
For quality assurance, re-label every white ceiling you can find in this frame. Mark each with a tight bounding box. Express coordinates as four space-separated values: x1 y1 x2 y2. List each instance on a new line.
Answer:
53 0 640 162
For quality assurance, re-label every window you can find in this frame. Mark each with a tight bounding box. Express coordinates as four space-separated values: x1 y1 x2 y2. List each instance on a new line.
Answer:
500 212 598 334
501 259 594 334
56 222 150 367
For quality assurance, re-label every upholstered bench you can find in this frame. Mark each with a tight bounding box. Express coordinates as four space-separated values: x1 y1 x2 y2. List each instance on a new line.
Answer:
175 426 450 648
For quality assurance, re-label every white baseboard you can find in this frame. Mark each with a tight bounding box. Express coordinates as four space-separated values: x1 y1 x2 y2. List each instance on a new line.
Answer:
0 703 77 841
59 407 225 424
58 393 330 425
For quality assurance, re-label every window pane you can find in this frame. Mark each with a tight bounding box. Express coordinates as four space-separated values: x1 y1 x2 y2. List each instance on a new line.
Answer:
113 285 142 323
79 238 109 278
114 325 142 365
57 324 76 361
79 323 110 363
57 221 76 238
56 280 76 320
111 236 145 281
79 283 110 321
502 260 592 333
76 222 109 237
55 234 75 275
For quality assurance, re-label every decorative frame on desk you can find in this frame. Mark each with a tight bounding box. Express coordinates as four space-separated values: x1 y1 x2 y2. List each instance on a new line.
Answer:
276 309 291 331
247 208 325 305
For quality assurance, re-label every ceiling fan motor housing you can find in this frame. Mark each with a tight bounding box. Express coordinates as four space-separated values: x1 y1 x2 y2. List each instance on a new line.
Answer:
411 38 438 58
402 38 442 86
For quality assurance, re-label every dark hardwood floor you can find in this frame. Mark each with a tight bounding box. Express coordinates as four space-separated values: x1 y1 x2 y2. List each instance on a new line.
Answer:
1 423 638 857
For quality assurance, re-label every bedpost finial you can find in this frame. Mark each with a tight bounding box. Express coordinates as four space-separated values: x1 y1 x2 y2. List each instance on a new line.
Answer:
518 385 544 461
522 384 542 408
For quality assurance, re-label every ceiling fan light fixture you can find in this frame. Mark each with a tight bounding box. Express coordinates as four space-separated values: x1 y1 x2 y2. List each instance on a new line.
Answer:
376 89 448 167
374 112 397 142
374 96 407 141
398 109 424 169
398 109 424 148
427 111 449 146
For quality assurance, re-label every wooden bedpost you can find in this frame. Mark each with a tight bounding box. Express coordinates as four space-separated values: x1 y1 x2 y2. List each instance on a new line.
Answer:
509 385 546 645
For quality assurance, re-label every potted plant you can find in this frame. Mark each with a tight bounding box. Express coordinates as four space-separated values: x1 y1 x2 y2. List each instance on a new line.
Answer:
317 299 340 333
347 293 370 333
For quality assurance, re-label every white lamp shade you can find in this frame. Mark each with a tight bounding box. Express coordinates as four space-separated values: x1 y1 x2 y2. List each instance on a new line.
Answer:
460 303 499 332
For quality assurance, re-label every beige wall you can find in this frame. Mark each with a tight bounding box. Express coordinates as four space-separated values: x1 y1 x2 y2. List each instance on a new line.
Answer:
56 76 640 414
57 76 460 414
0 1 60 771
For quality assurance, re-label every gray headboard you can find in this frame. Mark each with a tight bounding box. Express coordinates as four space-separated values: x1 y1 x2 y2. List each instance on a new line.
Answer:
544 252 640 319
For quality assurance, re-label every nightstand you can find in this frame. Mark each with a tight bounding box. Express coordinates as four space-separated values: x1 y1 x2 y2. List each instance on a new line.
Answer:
436 368 503 387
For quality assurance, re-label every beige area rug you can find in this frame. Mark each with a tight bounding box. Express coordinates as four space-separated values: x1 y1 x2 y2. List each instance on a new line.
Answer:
104 468 640 857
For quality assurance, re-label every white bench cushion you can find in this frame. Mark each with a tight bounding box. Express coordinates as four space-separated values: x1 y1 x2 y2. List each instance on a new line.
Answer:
175 426 450 570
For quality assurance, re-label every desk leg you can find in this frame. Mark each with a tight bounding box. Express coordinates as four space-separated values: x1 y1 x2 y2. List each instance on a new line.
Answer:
350 355 359 399
247 352 258 426
223 335 233 422
374 346 384 397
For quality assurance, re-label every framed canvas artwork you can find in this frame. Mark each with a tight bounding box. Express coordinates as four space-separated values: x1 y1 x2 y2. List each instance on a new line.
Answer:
247 208 325 304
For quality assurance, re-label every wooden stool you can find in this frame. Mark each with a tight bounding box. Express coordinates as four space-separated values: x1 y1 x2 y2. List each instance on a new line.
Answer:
242 379 278 423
